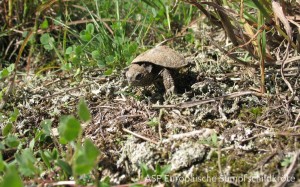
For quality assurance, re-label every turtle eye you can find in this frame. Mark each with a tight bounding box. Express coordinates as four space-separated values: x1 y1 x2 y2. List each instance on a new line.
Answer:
135 73 143 80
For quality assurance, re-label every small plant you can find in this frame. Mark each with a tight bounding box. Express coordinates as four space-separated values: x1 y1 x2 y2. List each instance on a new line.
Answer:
238 106 264 122
0 165 23 187
57 98 100 179
2 108 19 136
146 117 159 127
40 33 64 60
281 156 292 167
0 64 14 80
0 99 104 186
140 163 172 183
249 107 263 118
199 132 218 147
0 64 15 103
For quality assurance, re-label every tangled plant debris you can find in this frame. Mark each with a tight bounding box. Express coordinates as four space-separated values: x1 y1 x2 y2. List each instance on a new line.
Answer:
3 40 299 185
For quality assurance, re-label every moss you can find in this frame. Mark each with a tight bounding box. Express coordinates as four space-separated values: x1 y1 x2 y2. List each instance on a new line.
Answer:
238 106 265 122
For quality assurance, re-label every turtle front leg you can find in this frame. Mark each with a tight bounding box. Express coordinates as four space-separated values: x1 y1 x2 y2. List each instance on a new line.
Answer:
161 68 175 95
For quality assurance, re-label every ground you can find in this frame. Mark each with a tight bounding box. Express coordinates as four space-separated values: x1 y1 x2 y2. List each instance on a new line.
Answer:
7 31 300 186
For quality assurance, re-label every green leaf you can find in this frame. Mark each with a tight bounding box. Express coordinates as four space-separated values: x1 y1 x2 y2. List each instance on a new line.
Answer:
104 68 113 75
56 159 72 176
74 68 81 77
69 56 80 64
154 164 171 182
41 119 52 136
250 107 263 117
74 139 99 175
84 139 100 161
86 23 94 35
211 133 218 146
52 148 58 159
58 115 81 143
184 32 194 43
53 16 62 25
91 50 100 59
40 151 51 168
80 30 92 42
105 55 114 64
128 42 138 54
9 108 19 122
78 99 91 122
140 163 154 178
22 31 28 38
15 148 37 177
155 164 161 174
152 7 157 17
40 33 54 50
5 135 20 148
0 165 23 187
41 149 58 167
160 164 171 175
99 176 111 187
74 46 82 55
65 46 73 54
2 123 13 136
0 69 9 79
40 33 50 44
0 64 13 79
34 130 45 142
0 154 5 172
74 154 92 174
146 117 158 127
0 143 5 150
40 19 49 29
140 163 148 177
61 63 72 71
281 157 292 167
29 139 35 150
97 60 106 67
7 64 15 72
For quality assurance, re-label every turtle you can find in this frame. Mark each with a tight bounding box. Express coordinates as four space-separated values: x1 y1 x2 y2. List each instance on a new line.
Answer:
126 45 188 95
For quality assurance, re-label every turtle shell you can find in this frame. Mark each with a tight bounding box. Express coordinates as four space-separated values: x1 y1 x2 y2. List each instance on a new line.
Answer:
131 45 187 69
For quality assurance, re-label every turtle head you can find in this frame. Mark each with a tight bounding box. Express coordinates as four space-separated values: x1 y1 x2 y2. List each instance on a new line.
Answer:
126 63 155 86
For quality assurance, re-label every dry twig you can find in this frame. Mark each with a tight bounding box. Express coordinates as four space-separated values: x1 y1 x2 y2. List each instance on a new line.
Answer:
122 128 159 145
